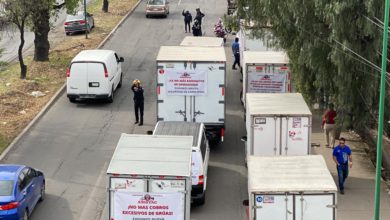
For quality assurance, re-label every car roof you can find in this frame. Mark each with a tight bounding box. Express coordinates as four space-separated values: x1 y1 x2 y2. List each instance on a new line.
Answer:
0 165 25 180
71 50 116 63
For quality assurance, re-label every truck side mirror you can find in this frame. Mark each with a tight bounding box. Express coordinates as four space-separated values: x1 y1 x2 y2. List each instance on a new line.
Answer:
146 130 153 135
240 136 247 142
119 57 124 62
242 199 249 206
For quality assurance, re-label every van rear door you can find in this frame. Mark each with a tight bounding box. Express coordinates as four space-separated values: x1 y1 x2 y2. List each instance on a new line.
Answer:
87 62 108 95
69 62 88 94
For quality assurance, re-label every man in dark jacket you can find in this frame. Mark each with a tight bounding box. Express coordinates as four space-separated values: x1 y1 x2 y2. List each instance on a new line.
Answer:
182 10 192 33
194 8 205 36
131 79 144 126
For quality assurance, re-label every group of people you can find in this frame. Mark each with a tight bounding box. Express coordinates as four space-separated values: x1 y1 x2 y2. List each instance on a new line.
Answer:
322 104 352 195
182 8 205 36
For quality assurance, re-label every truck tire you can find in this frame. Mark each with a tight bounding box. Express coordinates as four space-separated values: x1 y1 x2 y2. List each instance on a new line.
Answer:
194 193 206 206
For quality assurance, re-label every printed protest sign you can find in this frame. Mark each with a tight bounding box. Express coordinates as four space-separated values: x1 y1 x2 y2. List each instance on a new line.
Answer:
113 191 185 220
165 70 207 96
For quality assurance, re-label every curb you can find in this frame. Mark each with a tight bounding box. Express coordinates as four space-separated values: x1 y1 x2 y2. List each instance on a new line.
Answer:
0 0 142 161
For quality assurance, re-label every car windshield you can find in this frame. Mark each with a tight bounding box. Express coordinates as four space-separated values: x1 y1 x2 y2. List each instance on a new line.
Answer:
0 180 14 196
148 0 164 5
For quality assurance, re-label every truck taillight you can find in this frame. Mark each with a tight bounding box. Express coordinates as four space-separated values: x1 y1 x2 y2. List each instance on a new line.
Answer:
104 66 108 78
198 175 204 185
0 202 19 210
67 67 70 77
221 87 225 96
157 86 160 95
176 176 184 179
112 173 120 177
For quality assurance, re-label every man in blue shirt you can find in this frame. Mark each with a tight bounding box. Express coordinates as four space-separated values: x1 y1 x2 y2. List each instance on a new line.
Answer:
231 37 240 70
332 137 352 194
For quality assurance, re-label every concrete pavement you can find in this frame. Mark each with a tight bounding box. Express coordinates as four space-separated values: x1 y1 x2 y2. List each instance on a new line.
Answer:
311 110 390 220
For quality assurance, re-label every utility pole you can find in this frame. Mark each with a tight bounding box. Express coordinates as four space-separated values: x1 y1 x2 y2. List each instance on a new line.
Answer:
374 0 389 219
84 0 88 39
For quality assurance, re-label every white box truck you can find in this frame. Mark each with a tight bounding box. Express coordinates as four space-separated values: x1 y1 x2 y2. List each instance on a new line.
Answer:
244 93 312 158
241 51 290 107
180 36 224 47
247 155 338 220
107 134 193 220
156 46 226 143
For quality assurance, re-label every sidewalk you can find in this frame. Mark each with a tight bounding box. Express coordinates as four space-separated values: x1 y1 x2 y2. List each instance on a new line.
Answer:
311 110 390 220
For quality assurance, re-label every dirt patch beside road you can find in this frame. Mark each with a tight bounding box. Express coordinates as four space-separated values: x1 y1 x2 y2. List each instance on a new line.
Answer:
0 0 138 153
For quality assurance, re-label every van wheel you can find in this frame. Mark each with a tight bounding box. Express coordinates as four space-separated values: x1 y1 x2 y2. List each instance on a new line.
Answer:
69 97 76 103
194 194 206 205
118 74 123 88
108 87 114 103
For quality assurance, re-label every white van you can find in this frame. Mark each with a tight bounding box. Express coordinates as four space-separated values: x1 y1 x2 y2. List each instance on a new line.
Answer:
153 121 210 205
66 49 124 103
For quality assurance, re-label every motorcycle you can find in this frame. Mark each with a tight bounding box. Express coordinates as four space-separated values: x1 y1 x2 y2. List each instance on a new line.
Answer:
214 21 227 44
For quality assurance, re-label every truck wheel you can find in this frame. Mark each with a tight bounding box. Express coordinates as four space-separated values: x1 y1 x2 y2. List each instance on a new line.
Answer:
108 87 114 103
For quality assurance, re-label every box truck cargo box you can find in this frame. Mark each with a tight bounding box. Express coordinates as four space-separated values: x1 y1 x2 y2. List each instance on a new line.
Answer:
244 93 312 158
107 134 193 220
156 46 226 143
247 155 338 220
241 51 290 107
180 36 224 47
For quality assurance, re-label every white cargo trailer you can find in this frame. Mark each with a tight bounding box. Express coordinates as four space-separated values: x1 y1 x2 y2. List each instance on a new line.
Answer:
156 46 226 142
180 36 224 47
107 134 193 220
247 155 338 220
244 93 312 158
241 51 290 107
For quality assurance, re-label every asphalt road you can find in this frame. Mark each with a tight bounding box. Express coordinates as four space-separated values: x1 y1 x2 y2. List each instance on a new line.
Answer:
2 0 248 220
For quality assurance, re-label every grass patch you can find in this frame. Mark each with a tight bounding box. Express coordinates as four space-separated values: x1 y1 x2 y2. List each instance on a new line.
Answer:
0 0 138 153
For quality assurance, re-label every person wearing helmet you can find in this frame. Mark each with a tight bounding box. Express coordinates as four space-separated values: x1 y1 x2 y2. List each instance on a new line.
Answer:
131 79 144 126
192 19 201 36
182 10 192 33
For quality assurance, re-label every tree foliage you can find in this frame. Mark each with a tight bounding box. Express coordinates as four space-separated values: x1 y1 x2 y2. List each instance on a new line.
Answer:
238 0 390 134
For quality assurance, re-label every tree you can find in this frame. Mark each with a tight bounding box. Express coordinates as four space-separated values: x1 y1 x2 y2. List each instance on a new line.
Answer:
31 0 78 61
238 0 389 134
3 0 34 79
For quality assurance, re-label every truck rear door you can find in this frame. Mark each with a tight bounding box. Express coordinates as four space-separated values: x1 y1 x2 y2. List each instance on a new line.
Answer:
281 116 310 155
191 63 225 123
254 194 293 220
252 117 281 156
294 194 335 220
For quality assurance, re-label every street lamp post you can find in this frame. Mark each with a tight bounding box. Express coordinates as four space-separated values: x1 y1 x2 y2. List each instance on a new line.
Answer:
84 0 88 39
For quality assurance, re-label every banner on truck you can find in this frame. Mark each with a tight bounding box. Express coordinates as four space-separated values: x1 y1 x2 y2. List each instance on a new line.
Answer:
248 72 288 93
165 70 208 96
113 191 185 220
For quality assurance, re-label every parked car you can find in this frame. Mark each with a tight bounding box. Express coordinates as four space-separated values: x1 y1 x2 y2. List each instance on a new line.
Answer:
67 49 124 103
64 11 94 35
0 165 45 220
145 0 169 18
153 121 210 205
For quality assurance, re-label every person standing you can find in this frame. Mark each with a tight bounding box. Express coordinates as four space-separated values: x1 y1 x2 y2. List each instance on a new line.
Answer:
332 137 352 194
321 103 337 148
182 10 192 33
232 37 240 70
194 8 205 36
131 79 144 126
192 19 201 36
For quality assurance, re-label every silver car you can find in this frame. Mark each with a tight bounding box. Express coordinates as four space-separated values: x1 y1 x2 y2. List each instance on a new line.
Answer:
64 11 94 35
145 0 170 18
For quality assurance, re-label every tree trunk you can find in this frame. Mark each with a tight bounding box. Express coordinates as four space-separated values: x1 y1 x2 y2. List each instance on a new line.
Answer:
102 0 109 12
18 22 27 79
33 7 50 61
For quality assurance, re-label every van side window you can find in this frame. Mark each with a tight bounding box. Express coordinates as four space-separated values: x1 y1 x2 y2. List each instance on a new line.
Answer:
200 132 207 161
